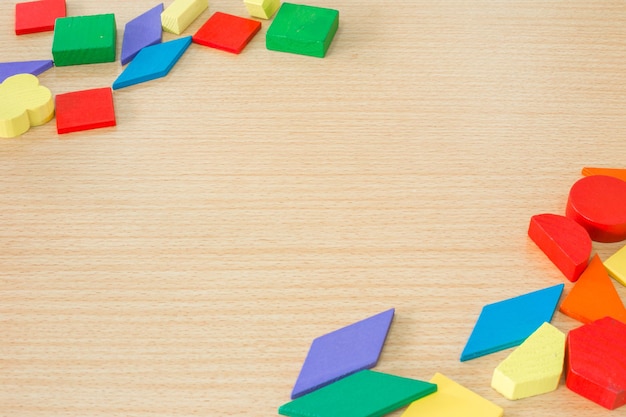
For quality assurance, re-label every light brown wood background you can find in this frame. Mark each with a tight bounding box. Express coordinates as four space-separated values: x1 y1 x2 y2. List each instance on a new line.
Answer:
2 1 626 416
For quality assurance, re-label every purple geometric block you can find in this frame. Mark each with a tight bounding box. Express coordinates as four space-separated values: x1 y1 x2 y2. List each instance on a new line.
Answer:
121 3 164 65
291 308 395 399
0 60 53 82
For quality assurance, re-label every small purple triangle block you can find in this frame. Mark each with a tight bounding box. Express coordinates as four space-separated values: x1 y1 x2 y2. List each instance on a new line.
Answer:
121 3 164 65
0 60 53 83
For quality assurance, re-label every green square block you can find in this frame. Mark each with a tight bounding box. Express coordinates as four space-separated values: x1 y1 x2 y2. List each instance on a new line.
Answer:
266 3 339 58
52 14 117 67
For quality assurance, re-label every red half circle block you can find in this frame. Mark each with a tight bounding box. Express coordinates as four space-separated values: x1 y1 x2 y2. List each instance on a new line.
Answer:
528 213 591 282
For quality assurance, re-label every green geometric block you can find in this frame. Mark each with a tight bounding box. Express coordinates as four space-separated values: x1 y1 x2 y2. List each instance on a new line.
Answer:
266 3 339 58
52 14 117 67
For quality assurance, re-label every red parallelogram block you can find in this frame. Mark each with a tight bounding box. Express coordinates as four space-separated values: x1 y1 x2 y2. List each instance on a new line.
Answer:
55 87 116 134
15 0 66 35
192 12 261 54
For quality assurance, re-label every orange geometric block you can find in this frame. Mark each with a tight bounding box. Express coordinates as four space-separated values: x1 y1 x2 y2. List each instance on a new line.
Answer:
582 167 626 183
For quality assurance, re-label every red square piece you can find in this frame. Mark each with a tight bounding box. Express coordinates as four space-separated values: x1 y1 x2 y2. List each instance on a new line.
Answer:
192 12 261 54
55 87 116 134
15 0 66 35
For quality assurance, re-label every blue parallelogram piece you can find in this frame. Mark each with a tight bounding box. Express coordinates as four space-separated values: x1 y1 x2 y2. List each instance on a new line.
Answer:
0 60 53 82
121 3 164 65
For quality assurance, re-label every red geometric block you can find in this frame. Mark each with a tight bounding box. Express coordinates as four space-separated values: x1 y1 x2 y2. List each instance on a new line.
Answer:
566 175 626 243
566 317 626 410
528 213 592 282
55 87 116 134
15 0 66 35
193 12 261 54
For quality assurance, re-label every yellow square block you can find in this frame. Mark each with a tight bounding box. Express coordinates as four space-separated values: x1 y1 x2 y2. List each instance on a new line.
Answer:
605 244 626 286
161 0 208 35
244 0 280 19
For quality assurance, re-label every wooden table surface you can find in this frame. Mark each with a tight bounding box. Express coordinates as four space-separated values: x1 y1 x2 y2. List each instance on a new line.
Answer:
2 1 626 416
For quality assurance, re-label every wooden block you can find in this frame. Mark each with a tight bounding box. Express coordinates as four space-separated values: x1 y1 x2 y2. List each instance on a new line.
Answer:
52 14 117 67
0 74 54 138
279 370 437 417
244 0 280 19
491 322 565 400
605 244 626 286
55 87 116 134
582 167 626 182
0 59 53 83
266 3 339 58
161 0 208 35
566 317 626 410
528 213 592 282
121 3 164 65
401 373 502 417
560 254 626 323
566 175 626 243
192 12 261 54
15 0 66 35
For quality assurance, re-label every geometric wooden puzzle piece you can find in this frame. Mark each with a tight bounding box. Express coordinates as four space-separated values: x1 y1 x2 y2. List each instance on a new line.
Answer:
0 74 54 138
244 0 281 19
582 167 626 182
0 59 53 83
491 322 565 400
566 317 626 410
15 0 66 35
112 36 192 90
161 0 208 35
566 175 626 243
560 254 626 323
290 309 394 399
192 12 262 54
460 283 564 361
528 213 592 282
266 2 339 58
121 3 164 65
279 370 437 417
55 87 116 134
52 14 117 66
605 244 626 287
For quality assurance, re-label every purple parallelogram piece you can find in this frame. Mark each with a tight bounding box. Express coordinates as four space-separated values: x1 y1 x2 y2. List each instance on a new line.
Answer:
291 308 395 399
121 4 164 65
0 60 53 82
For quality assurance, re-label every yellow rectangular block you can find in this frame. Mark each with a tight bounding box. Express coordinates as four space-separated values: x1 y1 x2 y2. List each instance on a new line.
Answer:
244 0 280 19
605 244 626 286
161 0 208 35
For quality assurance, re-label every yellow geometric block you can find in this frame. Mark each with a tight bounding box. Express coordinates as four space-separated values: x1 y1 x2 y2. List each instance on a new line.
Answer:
605 244 626 286
0 74 54 138
244 0 280 19
491 322 565 400
161 0 208 35
401 373 502 417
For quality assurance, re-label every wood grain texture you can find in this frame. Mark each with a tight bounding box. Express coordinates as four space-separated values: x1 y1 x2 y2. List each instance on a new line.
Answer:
2 1 626 416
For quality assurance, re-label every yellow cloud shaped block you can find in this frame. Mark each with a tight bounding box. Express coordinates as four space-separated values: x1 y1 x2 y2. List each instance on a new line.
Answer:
0 74 54 138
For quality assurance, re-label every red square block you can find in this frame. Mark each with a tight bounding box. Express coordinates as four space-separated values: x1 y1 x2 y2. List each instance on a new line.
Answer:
192 12 261 54
55 87 116 134
15 0 66 35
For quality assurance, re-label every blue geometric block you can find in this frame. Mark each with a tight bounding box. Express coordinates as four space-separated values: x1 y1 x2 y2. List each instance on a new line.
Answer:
121 3 164 65
0 60 53 82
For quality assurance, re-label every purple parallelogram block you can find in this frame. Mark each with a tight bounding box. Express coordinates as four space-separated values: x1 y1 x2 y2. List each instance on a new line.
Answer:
0 60 53 82
121 3 164 65
291 308 395 399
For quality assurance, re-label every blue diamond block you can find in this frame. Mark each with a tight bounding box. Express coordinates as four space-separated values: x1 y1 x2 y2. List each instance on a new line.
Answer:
112 36 191 90
291 308 395 399
121 3 164 65
0 59 53 82
460 283 564 362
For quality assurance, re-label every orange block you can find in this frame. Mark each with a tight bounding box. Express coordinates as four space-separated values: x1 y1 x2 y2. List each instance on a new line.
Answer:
582 167 626 182
559 254 626 324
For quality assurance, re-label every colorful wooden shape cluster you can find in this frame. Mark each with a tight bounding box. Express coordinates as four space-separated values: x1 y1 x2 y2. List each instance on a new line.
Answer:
113 36 192 90
582 167 626 182
566 317 626 410
491 322 565 400
121 4 164 65
0 59 53 83
291 309 394 399
55 87 116 134
460 284 563 361
52 14 117 66
605 244 626 287
401 373 503 417
15 0 66 35
266 3 339 58
244 0 281 19
559 254 626 323
566 175 626 243
192 12 262 54
0 74 54 138
528 213 592 282
279 370 437 417
161 0 208 35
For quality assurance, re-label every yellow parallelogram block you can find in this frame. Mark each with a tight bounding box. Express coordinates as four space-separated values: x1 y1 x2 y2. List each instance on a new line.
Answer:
244 0 280 19
401 373 502 417
161 0 208 35
491 322 565 400
605 244 626 286
0 73 54 138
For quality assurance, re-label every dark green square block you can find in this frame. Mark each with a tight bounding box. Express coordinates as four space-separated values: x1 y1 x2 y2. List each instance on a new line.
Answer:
52 14 116 66
266 3 339 58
